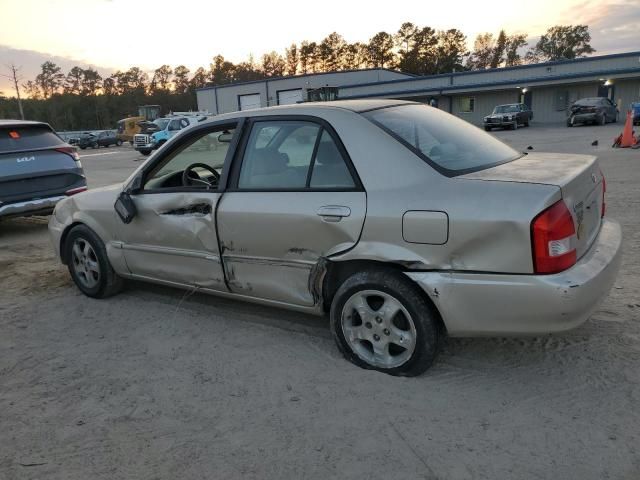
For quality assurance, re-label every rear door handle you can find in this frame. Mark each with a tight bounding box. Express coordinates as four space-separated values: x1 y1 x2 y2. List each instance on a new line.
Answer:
317 205 351 222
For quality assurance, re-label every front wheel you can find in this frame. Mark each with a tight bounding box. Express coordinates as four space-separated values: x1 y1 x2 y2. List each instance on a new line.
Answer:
330 269 440 376
65 225 123 298
138 149 152 156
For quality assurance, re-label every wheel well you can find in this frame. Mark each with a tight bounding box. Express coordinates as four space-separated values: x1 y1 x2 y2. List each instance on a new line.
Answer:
321 259 447 334
59 221 84 264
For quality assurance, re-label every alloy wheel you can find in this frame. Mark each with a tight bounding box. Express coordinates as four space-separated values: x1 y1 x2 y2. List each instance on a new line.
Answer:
341 290 417 369
71 238 100 289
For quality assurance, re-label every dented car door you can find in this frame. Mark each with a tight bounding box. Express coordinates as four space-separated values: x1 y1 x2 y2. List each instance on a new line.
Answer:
117 123 239 290
217 118 366 306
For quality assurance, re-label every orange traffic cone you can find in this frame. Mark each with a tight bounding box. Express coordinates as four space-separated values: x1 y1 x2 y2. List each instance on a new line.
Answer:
616 110 637 148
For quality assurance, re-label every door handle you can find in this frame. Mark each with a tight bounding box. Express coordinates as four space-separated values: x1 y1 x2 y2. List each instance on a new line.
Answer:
316 205 351 222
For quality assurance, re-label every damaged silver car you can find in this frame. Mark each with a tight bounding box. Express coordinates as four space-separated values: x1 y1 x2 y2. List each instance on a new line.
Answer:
49 100 622 376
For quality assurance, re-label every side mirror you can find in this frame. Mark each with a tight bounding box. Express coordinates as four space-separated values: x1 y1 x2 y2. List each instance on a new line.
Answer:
114 191 137 224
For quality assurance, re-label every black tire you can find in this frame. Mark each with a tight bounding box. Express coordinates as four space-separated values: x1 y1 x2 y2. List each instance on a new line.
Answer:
80 146 87 150
139 149 152 156
330 269 440 376
64 224 123 298
484 126 491 131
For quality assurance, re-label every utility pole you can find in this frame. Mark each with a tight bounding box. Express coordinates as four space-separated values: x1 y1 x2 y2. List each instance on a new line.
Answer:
2 64 25 120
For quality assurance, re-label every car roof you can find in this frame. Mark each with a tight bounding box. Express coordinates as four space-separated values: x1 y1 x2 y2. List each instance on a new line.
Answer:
207 99 418 125
0 119 51 129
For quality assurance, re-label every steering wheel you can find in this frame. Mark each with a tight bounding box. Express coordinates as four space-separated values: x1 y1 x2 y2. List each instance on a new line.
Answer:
182 163 220 188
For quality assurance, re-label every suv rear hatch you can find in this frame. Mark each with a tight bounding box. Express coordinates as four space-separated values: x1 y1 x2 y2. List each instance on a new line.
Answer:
0 122 86 206
462 152 604 260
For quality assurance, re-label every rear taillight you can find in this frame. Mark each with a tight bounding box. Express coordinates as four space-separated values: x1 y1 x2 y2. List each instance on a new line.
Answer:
531 200 577 274
65 186 87 196
600 171 606 218
55 146 80 162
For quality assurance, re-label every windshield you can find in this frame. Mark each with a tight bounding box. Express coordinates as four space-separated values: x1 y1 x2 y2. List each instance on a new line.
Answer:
575 98 599 106
493 105 519 113
363 104 521 176
153 118 170 130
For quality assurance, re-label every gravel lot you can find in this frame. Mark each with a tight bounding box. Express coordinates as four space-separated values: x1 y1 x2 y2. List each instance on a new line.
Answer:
1 125 639 480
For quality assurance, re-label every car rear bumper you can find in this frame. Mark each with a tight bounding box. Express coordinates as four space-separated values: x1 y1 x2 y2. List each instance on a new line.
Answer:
406 219 622 336
0 195 67 218
570 113 598 123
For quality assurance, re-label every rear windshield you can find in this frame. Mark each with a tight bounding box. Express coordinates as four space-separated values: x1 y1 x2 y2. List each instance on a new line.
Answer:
363 104 521 176
0 125 63 153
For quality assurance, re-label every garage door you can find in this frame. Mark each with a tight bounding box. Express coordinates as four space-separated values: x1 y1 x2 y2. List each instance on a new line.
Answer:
277 89 303 106
239 93 261 111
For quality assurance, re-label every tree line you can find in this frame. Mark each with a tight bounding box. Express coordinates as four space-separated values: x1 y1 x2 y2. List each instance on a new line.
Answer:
0 24 595 131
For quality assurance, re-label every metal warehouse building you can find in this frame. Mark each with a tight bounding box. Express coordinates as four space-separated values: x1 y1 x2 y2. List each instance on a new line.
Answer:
197 51 640 124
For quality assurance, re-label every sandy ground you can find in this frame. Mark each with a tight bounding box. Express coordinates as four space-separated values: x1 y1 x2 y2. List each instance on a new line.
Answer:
1 126 639 479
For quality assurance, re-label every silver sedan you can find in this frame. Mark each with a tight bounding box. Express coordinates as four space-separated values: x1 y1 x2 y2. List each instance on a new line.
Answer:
49 100 622 376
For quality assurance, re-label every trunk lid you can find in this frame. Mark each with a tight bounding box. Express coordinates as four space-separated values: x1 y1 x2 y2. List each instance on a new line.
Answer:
462 152 604 259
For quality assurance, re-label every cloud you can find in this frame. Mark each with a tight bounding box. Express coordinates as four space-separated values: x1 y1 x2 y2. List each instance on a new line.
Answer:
0 45 117 96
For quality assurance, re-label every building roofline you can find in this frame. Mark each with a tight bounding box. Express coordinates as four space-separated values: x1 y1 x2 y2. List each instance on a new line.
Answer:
196 68 416 92
339 66 640 100
338 50 640 90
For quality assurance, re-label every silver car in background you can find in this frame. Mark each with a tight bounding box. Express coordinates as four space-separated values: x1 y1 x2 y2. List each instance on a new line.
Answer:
48 100 622 376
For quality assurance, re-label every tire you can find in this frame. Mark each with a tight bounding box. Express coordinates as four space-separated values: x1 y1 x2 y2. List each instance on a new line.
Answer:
599 113 606 126
484 126 491 131
80 146 86 150
64 224 123 298
139 149 152 156
330 269 440 376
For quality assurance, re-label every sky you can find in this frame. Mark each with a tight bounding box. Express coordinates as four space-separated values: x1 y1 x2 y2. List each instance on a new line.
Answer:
1 0 639 94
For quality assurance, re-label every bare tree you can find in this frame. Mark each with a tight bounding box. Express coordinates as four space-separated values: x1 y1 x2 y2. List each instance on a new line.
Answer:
1 63 25 119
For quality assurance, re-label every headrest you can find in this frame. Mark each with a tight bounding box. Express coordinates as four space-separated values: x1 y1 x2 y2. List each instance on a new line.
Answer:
252 149 288 175
315 141 342 166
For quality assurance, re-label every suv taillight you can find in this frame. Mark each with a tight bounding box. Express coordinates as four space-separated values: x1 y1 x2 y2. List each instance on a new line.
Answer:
55 146 80 162
531 200 577 274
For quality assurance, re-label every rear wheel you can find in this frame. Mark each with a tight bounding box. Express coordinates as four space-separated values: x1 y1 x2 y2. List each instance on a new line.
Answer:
65 225 123 298
330 269 440 376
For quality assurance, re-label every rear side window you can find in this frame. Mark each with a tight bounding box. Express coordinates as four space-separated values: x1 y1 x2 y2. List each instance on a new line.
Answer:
0 126 63 152
238 120 355 190
363 104 521 176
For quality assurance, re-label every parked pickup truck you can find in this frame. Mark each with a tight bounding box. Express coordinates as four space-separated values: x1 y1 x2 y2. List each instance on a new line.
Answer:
484 103 533 130
0 120 87 218
133 115 206 155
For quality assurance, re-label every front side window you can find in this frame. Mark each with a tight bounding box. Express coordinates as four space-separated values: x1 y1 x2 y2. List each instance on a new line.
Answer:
238 120 355 189
144 126 236 190
363 104 521 176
